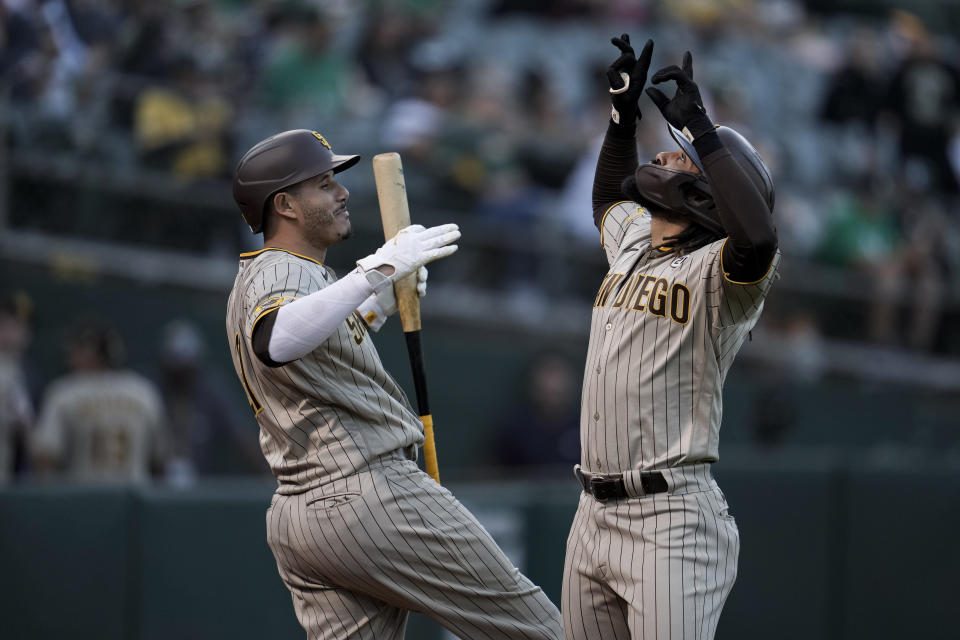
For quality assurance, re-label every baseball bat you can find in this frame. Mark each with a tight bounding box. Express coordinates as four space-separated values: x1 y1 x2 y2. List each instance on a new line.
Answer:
371 152 440 484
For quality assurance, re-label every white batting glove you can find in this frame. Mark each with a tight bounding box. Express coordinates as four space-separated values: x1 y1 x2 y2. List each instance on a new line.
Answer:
417 265 428 297
357 266 428 331
356 224 459 292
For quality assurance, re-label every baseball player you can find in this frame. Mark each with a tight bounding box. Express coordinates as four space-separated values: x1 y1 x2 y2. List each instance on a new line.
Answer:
31 321 167 483
561 36 780 640
226 129 562 640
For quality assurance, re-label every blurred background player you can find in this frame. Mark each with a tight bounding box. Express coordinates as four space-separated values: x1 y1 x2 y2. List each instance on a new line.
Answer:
0 292 35 484
562 35 779 640
157 318 266 486
31 320 167 483
493 350 581 472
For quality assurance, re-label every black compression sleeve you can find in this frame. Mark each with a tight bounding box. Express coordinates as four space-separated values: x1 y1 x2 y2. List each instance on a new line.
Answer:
251 311 286 368
693 132 778 282
592 121 638 229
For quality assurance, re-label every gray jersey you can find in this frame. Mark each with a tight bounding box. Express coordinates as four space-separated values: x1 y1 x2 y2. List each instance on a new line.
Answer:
31 369 165 482
227 247 563 640
563 201 779 640
225 248 424 494
583 202 780 473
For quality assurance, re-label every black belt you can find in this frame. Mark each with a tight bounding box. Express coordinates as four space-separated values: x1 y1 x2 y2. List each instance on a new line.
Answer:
575 467 668 501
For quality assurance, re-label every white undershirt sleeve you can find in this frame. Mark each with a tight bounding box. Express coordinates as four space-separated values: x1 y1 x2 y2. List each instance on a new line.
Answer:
267 268 376 363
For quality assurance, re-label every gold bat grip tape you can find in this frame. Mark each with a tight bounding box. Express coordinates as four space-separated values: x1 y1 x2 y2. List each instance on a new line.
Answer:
420 414 440 484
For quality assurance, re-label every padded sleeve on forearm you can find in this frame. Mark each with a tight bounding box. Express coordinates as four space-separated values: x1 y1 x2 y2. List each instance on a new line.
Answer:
593 121 639 229
251 269 374 366
694 132 778 283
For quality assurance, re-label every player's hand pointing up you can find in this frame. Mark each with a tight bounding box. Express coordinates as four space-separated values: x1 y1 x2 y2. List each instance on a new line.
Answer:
607 34 654 125
645 51 714 140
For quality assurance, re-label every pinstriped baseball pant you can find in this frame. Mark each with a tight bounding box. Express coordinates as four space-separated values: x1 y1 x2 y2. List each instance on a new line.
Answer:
562 468 739 640
267 454 562 640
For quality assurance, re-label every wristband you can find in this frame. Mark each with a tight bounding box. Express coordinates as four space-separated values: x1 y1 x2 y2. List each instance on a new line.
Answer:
682 111 715 141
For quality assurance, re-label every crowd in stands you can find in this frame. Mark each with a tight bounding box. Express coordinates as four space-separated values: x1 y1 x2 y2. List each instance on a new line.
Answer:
2 1 960 483
3 1 958 348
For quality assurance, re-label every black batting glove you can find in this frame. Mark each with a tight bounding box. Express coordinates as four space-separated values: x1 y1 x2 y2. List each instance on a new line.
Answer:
645 51 714 139
607 34 654 126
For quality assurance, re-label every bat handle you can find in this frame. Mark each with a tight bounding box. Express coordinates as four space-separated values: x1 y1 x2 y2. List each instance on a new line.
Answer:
420 414 439 483
404 330 439 483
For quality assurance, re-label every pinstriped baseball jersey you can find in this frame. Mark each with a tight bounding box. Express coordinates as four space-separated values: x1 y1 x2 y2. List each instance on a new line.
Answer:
563 465 739 640
268 454 563 640
227 247 563 640
225 248 423 494
583 201 780 473
562 199 776 640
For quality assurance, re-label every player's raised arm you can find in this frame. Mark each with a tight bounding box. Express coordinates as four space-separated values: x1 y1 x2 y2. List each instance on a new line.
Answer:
592 34 654 229
646 52 778 283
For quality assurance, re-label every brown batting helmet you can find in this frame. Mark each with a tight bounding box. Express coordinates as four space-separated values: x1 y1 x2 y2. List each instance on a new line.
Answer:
633 125 774 236
233 130 360 233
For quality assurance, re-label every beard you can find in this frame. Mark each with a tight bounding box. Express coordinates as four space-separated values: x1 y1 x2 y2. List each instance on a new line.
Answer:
648 206 688 226
303 202 351 245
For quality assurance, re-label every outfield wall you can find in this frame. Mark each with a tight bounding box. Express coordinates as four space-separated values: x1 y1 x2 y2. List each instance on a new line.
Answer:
1 460 957 639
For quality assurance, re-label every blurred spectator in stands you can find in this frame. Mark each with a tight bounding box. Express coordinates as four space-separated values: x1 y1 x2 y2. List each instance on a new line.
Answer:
164 0 234 77
514 68 582 192
881 10 960 196
815 177 900 271
0 1 46 100
457 64 547 226
487 0 596 21
872 192 949 351
820 27 884 134
749 312 826 449
493 351 581 471
133 53 234 179
356 6 433 101
19 0 123 155
31 320 167 484
252 5 351 121
157 319 266 487
381 65 459 189
815 177 901 339
0 292 35 484
108 3 174 130
816 176 947 351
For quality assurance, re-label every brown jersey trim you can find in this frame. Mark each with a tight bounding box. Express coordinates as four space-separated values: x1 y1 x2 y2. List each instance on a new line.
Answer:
719 238 777 285
599 200 634 247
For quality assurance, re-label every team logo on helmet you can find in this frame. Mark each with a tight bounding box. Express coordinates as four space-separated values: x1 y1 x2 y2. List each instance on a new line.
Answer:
311 131 332 149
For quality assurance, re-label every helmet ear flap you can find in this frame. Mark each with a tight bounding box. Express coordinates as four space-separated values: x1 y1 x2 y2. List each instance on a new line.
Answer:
680 181 712 207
